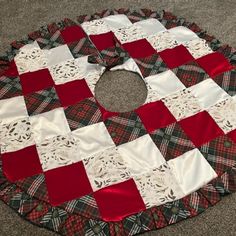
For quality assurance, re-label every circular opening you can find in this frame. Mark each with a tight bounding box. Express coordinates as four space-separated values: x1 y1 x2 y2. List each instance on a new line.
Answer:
95 70 148 112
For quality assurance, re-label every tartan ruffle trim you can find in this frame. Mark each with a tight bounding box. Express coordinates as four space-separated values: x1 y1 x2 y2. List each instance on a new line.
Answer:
0 8 236 236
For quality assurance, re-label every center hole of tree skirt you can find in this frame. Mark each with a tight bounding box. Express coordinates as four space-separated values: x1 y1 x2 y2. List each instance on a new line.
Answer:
95 70 148 112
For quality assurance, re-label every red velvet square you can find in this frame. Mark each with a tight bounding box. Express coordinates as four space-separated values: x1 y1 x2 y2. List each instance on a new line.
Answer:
96 100 119 121
55 79 93 107
4 60 19 77
19 69 54 94
123 39 157 58
179 111 224 147
89 31 115 51
60 25 86 44
135 101 176 133
2 145 43 182
159 45 194 69
94 179 146 221
45 162 93 206
196 52 234 78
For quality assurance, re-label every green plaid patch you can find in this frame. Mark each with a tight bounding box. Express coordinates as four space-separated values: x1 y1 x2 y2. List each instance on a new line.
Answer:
104 111 147 146
84 219 110 236
134 54 168 78
150 122 195 161
24 87 61 116
0 75 22 100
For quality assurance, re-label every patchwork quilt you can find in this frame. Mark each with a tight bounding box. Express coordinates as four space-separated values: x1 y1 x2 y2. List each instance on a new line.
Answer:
0 8 236 236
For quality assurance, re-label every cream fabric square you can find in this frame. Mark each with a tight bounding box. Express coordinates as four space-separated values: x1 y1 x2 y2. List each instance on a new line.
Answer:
46 45 74 67
110 58 143 77
168 26 199 43
134 18 166 36
168 149 217 196
14 41 47 74
162 88 202 121
36 133 80 171
30 108 70 143
81 19 110 35
103 14 132 31
208 97 236 133
145 70 186 99
0 96 28 124
0 117 34 153
83 147 131 191
118 134 166 176
72 122 115 158
134 163 184 208
189 79 230 109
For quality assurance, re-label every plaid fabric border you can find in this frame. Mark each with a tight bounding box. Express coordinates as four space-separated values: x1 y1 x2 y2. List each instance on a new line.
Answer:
171 61 209 87
150 122 195 161
68 37 98 58
109 222 126 236
0 184 22 204
104 111 147 146
123 210 155 236
134 54 168 78
199 135 236 176
24 87 61 116
62 193 100 218
217 45 236 66
15 174 49 202
84 219 110 236
150 207 167 229
220 167 236 194
0 75 22 100
161 199 191 224
214 69 236 96
64 97 102 131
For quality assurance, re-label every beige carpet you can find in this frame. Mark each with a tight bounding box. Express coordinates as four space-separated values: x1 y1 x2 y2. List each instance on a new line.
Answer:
0 0 236 235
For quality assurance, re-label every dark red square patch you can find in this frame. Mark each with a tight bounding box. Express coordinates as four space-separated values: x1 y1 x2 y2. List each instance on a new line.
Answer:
60 25 86 44
45 162 93 206
196 52 234 78
94 179 146 221
19 69 54 94
55 79 93 107
136 101 176 133
179 111 224 147
123 39 157 59
2 145 43 182
159 45 194 69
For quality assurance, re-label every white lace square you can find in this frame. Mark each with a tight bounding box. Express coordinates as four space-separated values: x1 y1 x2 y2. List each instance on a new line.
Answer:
146 31 178 52
0 96 28 124
168 26 199 43
183 38 213 59
134 18 166 36
30 108 70 143
83 147 131 191
168 149 217 196
36 134 80 171
103 14 132 31
189 79 230 109
72 122 115 158
134 163 183 208
145 70 186 99
208 97 236 133
81 19 110 35
117 134 166 176
46 45 74 67
14 41 47 74
114 24 146 44
0 117 34 153
162 88 202 121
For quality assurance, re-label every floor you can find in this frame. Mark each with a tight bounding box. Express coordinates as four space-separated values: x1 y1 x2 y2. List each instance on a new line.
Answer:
0 0 236 235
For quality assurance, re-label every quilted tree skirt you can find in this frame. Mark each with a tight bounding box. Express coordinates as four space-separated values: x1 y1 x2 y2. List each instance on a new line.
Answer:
0 8 236 236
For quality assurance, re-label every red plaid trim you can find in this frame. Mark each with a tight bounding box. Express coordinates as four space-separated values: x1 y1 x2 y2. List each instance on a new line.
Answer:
150 122 195 161
150 207 167 229
104 111 147 146
199 135 236 176
220 167 236 193
64 97 102 131
109 222 126 236
217 45 236 65
24 87 61 116
0 75 22 100
0 184 22 204
134 54 168 78
171 61 208 87
84 219 110 235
